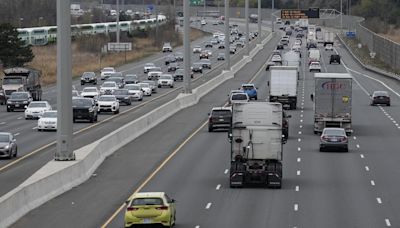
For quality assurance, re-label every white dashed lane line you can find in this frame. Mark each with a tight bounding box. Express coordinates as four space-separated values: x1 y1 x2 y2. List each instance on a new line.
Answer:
385 219 391 227
297 147 301 151
14 133 20 136
294 204 299 211
205 203 212 210
298 138 301 142
216 184 221 190
295 186 299 192
0 122 5 125
296 170 301 176
377 197 382 204
365 166 370 171
224 169 228 174
371 180 376 186
360 154 365 159
297 157 301 162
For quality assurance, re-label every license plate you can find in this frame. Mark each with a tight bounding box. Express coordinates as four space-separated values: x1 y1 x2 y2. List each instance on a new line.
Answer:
143 218 151 224
219 118 224 121
15 104 20 107
331 138 338 142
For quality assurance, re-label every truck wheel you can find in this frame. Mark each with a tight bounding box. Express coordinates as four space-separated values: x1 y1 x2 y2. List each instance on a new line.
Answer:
208 125 213 132
7 108 10 112
73 118 76 123
314 130 318 134
344 147 349 152
255 96 258 100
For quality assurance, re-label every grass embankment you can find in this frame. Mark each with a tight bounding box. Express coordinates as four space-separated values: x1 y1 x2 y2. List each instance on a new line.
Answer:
341 36 400 75
28 28 208 85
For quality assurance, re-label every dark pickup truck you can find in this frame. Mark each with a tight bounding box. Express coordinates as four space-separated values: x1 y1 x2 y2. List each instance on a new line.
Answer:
72 97 98 123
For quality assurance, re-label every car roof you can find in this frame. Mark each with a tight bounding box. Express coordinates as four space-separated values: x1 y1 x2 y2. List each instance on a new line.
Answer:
211 107 232 111
100 95 115 97
323 128 345 132
242 83 255 87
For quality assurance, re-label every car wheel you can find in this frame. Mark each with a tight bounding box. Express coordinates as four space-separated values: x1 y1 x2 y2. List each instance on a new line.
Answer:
14 147 17 157
170 85 174 88
255 96 258 100
319 147 323 152
6 108 10 112
114 109 119 114
8 150 13 159
158 85 161 88
344 147 349 152
127 101 132 105
38 128 42 131
387 103 391 106
81 83 84 85
139 98 143 101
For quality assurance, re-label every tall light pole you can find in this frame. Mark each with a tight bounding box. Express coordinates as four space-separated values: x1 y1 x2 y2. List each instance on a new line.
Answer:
271 0 274 32
224 0 230 70
183 0 191 93
203 0 206 17
245 0 249 55
155 0 159 45
55 0 74 161
340 0 343 34
257 0 261 43
116 0 120 44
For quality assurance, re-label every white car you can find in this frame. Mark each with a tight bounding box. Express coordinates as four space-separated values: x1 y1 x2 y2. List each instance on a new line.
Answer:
80 87 99 99
157 74 174 88
193 46 202 53
309 61 322 72
97 95 120 114
25 101 52 119
271 54 282 63
100 81 118 95
229 91 249 104
162 42 172 52
206 49 212 57
325 44 333 51
37 110 57 131
201 19 207 25
100 67 116 80
124 84 144 101
147 70 163 80
294 40 302 46
143 63 156 73
138 82 152 96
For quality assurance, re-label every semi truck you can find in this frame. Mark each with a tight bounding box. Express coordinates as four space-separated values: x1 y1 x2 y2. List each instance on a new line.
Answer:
1 67 42 101
313 73 352 134
268 66 298 110
323 31 335 46
229 102 283 188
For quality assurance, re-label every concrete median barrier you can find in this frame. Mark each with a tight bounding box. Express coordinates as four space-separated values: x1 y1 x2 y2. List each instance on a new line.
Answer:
0 32 273 228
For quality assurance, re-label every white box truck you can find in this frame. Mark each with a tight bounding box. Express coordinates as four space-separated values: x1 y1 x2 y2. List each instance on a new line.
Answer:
268 66 298 110
323 31 335 46
229 102 283 188
313 73 353 134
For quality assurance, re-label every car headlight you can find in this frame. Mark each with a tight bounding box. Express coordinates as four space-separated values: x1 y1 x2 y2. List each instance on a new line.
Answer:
124 96 130 99
4 145 9 150
88 107 94 112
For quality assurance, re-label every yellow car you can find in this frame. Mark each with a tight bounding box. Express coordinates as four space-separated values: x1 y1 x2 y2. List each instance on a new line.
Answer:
124 192 176 227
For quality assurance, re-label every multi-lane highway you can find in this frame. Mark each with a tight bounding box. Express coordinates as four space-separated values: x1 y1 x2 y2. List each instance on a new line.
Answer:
10 24 400 228
0 21 267 197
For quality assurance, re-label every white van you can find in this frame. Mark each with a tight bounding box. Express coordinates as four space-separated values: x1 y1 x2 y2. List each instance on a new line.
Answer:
308 49 321 64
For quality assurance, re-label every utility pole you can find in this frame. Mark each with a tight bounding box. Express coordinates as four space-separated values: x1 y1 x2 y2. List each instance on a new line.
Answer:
55 0 74 161
116 0 120 44
203 0 206 17
340 0 343 34
257 0 261 43
224 0 230 70
245 0 249 55
155 0 159 45
183 0 191 93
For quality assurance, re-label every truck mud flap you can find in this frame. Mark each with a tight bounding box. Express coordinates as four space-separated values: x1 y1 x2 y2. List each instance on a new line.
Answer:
266 162 282 189
230 162 245 188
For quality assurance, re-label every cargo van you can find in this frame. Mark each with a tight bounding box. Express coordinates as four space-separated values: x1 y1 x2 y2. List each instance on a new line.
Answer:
308 49 321 64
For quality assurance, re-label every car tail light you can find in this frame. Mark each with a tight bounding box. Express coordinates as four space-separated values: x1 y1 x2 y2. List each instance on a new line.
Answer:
339 136 348 142
321 136 328 141
127 207 139 211
156 206 169 210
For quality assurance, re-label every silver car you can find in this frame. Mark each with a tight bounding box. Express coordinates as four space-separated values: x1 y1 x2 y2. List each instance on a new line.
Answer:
319 128 349 152
0 132 17 158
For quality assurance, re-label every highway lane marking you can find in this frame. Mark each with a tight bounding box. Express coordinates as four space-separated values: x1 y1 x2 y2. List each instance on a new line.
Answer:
298 138 301 142
14 133 20 136
353 136 357 140
297 147 301 151
100 121 209 228
17 117 22 120
298 131 302 135
100 36 272 227
297 170 301 176
224 169 229 174
360 154 365 158
300 114 303 118
356 144 360 149
301 110 303 113
216 184 221 190
32 126 38 130
0 122 5 125
295 186 299 192
205 202 212 209
300 119 303 123
365 166 370 171
297 157 301 162
294 204 299 211
371 180 376 186
195 226 200 228
385 219 391 227
377 197 382 204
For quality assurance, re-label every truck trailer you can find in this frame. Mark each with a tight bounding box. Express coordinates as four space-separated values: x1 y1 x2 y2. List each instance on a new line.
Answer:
229 102 283 188
323 31 335 46
2 67 42 101
313 73 352 134
268 66 298 110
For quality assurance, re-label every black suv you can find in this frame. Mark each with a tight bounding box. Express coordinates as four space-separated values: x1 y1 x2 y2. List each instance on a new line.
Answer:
208 107 232 132
165 55 176 65
173 69 193 81
6 92 32 112
329 54 341 64
81 72 97 85
282 111 292 142
72 97 98 123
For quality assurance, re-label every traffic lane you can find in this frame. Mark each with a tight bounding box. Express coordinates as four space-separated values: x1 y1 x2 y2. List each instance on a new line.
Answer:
11 32 281 228
291 59 386 228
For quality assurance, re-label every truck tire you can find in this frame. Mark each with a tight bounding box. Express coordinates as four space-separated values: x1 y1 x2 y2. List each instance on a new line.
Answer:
208 125 213 132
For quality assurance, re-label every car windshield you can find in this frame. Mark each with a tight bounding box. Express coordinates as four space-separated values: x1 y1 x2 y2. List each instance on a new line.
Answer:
143 81 155 86
72 99 92 107
28 102 47 108
145 63 155 67
232 94 248 100
324 129 346 136
107 78 122 83
83 88 97 93
149 67 161 72
0 134 10 142
175 69 184 74
125 85 141 90
160 76 171 80
10 93 28 99
132 198 164 206
374 91 389 97
42 112 57 118
82 72 94 77
99 96 116 101
194 63 202 67
242 85 255 90
102 82 116 87
102 68 114 72
212 110 231 116
3 78 22 85
139 83 149 88
113 90 128 95
125 76 137 81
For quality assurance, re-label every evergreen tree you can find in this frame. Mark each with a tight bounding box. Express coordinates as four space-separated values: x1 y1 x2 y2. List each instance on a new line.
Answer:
0 23 34 67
